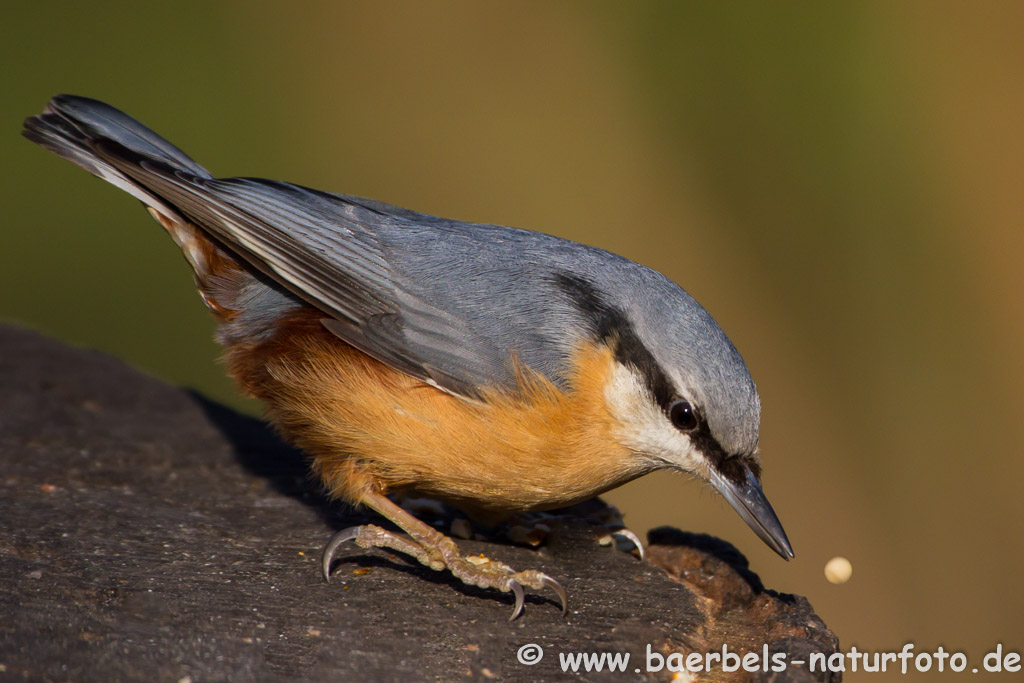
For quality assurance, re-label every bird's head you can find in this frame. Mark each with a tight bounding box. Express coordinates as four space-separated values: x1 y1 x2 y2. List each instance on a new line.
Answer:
558 270 793 559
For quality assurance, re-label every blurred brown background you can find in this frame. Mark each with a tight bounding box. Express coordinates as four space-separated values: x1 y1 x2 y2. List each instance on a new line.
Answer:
2 2 1021 675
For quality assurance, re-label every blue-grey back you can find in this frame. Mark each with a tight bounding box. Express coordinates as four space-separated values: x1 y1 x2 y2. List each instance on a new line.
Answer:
24 94 759 454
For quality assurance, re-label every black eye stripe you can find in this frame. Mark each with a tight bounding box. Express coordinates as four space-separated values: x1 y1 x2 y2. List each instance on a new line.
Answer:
553 273 675 409
553 272 753 478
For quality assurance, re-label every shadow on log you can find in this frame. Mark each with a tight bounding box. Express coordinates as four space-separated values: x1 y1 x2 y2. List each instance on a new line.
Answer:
0 324 838 681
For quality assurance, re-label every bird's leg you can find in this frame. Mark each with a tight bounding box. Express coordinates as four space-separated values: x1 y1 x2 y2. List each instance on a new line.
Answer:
322 488 567 619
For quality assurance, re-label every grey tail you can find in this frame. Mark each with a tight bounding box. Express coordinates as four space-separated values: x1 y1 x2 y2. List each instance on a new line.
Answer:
23 95 211 180
22 95 214 221
22 95 273 330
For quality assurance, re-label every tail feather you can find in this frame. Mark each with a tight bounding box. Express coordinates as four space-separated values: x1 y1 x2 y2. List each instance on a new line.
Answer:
22 95 266 329
23 95 212 179
22 95 215 223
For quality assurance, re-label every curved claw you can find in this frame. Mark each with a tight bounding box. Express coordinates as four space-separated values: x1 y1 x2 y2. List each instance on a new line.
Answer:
612 528 646 561
509 580 526 621
321 526 362 581
540 574 568 615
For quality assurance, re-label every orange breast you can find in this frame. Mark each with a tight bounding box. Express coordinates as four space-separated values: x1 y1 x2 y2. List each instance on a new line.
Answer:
223 312 651 520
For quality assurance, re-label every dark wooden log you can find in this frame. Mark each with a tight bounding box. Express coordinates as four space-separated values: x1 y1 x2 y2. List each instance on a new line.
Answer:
0 323 837 681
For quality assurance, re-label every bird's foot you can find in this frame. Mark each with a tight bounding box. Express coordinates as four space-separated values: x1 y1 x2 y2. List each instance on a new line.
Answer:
322 523 566 620
576 501 646 560
322 491 567 620
595 525 646 560
391 492 644 559
444 548 567 621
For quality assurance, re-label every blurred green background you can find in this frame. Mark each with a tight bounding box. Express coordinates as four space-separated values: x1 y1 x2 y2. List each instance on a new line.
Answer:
3 1 1022 674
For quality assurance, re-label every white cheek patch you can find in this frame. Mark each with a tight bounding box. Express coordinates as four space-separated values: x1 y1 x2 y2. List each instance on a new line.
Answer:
603 361 706 473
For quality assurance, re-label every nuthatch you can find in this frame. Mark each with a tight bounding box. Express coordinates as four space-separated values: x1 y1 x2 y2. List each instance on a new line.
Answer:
24 95 793 619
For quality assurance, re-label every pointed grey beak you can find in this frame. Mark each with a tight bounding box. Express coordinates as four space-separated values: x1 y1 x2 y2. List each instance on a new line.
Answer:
709 463 794 560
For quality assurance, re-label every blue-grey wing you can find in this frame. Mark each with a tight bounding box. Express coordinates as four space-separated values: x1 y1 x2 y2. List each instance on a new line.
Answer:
25 94 619 400
96 151 584 398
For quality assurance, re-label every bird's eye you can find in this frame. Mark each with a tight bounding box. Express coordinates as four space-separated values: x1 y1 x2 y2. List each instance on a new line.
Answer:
669 400 698 431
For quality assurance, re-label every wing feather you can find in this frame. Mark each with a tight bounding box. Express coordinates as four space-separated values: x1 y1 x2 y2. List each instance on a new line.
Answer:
94 142 511 398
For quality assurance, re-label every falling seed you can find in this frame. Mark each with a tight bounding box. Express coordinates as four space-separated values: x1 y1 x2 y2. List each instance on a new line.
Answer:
824 556 853 584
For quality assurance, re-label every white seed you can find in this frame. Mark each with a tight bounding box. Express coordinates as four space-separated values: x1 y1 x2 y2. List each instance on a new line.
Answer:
824 556 853 584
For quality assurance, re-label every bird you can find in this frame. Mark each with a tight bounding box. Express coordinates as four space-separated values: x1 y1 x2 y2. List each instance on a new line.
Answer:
23 95 793 619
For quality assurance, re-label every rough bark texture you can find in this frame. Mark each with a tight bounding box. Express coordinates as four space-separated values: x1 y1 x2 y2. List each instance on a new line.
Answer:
0 323 838 682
